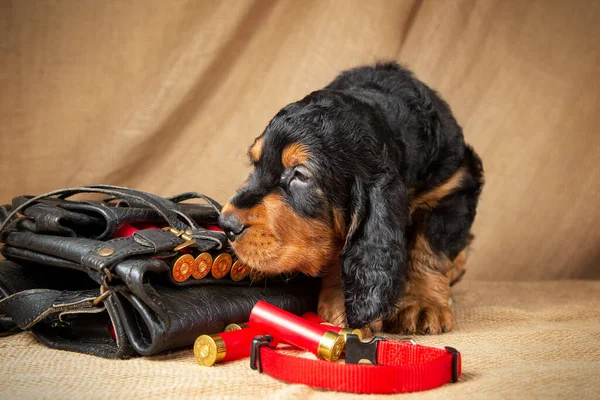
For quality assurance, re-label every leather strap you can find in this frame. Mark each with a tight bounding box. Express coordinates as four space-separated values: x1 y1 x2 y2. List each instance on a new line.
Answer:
3 230 185 272
251 335 461 394
1 185 220 232
0 185 226 250
0 288 102 330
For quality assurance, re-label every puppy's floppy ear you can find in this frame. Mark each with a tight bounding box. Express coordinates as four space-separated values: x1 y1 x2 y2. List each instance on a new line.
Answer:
340 174 409 328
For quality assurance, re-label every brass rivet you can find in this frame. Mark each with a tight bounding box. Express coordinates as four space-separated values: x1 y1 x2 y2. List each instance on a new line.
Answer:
98 247 115 257
185 229 193 235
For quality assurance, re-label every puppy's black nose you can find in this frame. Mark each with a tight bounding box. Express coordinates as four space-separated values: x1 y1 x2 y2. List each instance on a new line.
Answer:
218 213 246 241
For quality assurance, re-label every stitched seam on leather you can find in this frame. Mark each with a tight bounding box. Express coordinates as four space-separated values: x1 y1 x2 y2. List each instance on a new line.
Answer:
124 263 167 348
133 231 180 249
0 271 17 296
84 247 151 268
105 297 122 349
100 205 118 238
0 291 60 327
91 234 179 253
102 205 118 222
132 306 150 346
23 308 54 328
0 290 57 309
83 237 164 268
120 265 152 348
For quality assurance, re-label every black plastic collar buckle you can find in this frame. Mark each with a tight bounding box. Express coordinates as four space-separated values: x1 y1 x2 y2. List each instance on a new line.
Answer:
345 334 387 365
444 346 459 382
250 335 273 373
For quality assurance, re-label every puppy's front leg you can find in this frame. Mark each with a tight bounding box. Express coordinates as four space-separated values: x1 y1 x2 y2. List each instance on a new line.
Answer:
317 261 347 327
318 261 384 336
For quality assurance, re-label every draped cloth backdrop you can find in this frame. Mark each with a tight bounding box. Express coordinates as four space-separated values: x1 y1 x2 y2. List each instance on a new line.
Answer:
1 0 599 280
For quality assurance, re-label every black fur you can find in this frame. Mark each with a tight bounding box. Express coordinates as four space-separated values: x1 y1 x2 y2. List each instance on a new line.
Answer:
226 62 483 329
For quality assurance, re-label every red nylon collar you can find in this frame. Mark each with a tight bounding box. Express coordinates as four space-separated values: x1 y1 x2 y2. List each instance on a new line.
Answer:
251 336 461 394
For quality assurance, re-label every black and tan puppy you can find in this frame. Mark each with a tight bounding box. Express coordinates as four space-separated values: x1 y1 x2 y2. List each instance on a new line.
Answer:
219 62 483 334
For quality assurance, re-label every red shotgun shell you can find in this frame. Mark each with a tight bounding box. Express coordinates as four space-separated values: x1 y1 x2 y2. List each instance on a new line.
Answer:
212 253 233 279
250 301 345 361
224 322 250 331
230 260 250 281
113 224 160 238
224 322 281 346
192 252 213 280
301 312 363 340
194 327 265 366
172 254 194 282
301 312 331 325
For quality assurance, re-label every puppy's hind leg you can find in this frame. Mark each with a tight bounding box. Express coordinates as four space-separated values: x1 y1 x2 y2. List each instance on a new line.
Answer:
388 148 483 334
389 233 456 334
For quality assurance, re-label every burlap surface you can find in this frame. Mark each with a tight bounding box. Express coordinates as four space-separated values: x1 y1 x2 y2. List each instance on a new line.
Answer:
2 0 600 281
1 280 598 399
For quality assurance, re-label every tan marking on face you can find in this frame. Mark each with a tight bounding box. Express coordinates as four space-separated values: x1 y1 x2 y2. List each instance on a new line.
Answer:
409 167 466 213
281 142 310 169
220 202 233 215
221 193 341 277
249 136 264 163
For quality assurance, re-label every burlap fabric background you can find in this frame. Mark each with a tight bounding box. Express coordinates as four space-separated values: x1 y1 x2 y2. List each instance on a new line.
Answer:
1 0 599 280
1 1 599 398
1 281 599 399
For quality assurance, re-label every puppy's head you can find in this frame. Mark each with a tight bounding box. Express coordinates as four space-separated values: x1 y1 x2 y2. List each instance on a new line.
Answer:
220 90 408 327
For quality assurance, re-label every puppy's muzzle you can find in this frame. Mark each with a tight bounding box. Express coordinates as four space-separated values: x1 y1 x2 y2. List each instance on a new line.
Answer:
218 212 246 242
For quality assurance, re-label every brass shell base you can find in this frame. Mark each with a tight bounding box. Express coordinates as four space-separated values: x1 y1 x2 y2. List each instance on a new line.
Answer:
194 334 226 366
317 331 345 362
339 328 363 340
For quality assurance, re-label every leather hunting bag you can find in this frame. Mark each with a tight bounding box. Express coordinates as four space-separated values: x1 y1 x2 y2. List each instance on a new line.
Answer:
0 185 318 358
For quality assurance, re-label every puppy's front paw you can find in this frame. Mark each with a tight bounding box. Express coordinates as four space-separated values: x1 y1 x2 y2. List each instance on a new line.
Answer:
357 319 383 338
318 287 347 327
395 301 454 334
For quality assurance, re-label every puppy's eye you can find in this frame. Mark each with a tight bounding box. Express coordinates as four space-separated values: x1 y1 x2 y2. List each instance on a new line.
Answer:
282 166 311 188
292 169 309 183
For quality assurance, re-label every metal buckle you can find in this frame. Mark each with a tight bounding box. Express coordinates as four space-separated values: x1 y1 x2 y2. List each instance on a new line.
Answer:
345 334 387 364
93 268 115 306
250 335 273 373
445 346 459 382
400 337 417 346
162 227 196 251
92 285 113 306
101 267 113 286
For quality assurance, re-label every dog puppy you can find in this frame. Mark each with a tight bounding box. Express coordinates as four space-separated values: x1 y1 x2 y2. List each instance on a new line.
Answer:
219 62 483 334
